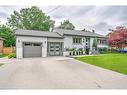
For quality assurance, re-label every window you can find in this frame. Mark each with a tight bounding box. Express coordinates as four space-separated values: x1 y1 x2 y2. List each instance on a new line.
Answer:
34 43 41 46
99 40 107 44
24 43 41 46
73 38 82 44
24 43 32 46
86 38 89 42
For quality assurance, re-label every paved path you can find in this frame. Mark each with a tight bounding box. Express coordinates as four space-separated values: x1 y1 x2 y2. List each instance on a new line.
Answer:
0 57 127 89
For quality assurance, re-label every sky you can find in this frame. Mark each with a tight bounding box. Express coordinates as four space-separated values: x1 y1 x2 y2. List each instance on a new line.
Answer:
0 6 127 35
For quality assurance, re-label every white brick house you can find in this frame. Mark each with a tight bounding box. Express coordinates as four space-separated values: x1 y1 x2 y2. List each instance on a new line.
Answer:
15 28 108 58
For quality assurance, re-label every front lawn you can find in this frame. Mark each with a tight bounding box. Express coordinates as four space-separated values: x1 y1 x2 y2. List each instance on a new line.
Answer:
0 54 8 58
74 54 127 75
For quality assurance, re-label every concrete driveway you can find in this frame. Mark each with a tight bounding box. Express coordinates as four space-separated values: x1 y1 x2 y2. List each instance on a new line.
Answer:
0 57 127 89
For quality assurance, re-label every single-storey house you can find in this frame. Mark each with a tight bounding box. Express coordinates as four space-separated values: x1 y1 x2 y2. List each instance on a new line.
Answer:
15 28 108 58
0 37 3 54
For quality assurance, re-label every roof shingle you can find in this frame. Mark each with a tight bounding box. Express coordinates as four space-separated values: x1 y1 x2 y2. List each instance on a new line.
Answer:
15 29 63 38
54 28 105 38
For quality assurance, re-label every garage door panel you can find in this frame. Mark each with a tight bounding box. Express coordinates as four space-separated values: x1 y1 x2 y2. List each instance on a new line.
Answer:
23 43 42 58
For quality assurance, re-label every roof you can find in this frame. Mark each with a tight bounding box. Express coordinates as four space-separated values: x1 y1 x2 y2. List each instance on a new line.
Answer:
15 29 106 38
15 29 63 38
53 28 105 38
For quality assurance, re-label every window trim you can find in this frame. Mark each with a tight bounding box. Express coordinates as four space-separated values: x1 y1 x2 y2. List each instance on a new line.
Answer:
73 37 82 44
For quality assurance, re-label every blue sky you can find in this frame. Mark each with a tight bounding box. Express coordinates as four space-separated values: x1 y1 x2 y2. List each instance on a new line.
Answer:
0 6 127 35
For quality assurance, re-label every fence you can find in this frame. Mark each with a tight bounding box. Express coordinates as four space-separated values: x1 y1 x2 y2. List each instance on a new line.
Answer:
3 47 15 54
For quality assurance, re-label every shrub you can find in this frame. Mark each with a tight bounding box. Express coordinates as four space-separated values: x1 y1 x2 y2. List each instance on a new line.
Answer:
78 48 83 51
8 53 16 58
108 48 118 53
98 47 108 54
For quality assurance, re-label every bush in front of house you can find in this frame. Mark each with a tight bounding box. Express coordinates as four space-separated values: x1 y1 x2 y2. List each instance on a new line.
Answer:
8 53 16 58
108 48 118 53
98 47 118 54
98 47 108 54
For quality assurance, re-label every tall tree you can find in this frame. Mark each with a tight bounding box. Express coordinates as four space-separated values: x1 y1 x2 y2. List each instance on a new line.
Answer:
7 6 55 31
0 25 15 47
58 20 75 30
107 26 127 49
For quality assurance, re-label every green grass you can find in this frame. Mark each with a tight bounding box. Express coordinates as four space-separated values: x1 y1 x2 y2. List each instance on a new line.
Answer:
0 54 8 58
74 54 127 75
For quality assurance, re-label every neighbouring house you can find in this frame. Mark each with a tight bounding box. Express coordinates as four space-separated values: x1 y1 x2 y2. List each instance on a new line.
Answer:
15 28 108 58
0 37 3 54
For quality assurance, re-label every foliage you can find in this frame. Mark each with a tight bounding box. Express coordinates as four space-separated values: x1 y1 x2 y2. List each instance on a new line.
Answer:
92 38 98 50
0 25 16 47
108 48 118 53
0 54 8 58
8 53 16 58
82 29 95 33
107 26 127 49
75 54 127 75
92 30 95 33
82 28 91 32
98 47 108 54
7 6 54 31
98 47 117 54
58 20 75 30
78 48 83 51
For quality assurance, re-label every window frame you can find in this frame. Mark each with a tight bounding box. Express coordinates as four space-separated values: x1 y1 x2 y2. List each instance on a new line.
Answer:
73 37 82 44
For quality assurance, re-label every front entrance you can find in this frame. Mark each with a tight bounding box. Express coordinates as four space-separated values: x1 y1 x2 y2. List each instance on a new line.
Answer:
48 42 63 56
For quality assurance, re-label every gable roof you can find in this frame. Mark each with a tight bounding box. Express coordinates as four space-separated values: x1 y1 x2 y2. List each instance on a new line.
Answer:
53 28 105 38
15 29 63 38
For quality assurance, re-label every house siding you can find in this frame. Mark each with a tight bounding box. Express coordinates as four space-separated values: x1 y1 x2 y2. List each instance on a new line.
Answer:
16 36 47 58
47 38 63 42
90 38 94 50
63 36 86 50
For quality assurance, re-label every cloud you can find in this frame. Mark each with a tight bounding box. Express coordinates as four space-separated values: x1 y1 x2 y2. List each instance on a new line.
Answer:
50 6 95 19
86 22 114 35
0 6 127 35
0 12 8 18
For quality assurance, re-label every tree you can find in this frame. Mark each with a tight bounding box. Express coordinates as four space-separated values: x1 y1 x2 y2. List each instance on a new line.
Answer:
82 29 95 33
0 25 16 47
58 20 75 30
107 26 127 49
92 30 95 33
92 38 98 50
7 6 55 31
82 28 90 32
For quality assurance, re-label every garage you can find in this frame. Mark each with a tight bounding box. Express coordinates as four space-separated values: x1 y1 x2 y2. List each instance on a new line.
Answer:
23 42 42 58
16 29 63 58
47 42 63 56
